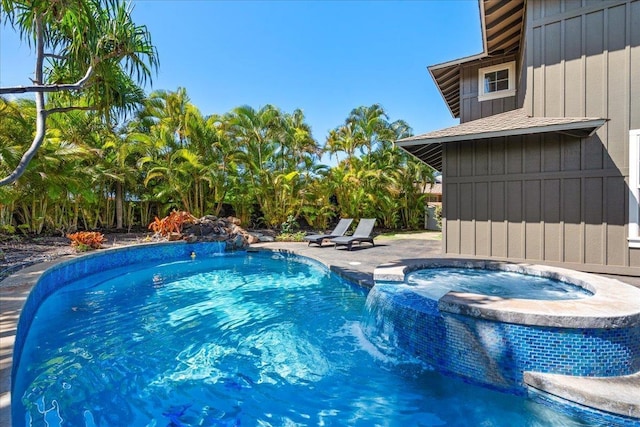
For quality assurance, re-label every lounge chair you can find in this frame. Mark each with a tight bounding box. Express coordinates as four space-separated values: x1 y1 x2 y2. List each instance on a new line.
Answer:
331 218 376 250
303 218 353 247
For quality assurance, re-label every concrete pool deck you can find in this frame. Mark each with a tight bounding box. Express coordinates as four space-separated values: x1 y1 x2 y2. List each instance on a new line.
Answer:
1 233 639 425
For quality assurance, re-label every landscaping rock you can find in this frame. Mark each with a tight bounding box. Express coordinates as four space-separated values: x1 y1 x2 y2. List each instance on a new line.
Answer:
177 215 250 251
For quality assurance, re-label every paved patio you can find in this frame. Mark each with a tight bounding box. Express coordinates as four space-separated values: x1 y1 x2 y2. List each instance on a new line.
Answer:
1 233 639 425
254 233 445 287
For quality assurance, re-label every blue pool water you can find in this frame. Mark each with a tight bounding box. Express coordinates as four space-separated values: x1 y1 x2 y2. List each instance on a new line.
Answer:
14 252 596 426
406 268 592 300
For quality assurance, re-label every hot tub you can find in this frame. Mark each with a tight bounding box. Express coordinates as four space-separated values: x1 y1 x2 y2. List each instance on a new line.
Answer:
370 259 640 393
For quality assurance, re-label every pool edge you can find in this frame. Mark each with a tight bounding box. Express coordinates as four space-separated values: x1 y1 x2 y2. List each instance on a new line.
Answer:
525 371 640 421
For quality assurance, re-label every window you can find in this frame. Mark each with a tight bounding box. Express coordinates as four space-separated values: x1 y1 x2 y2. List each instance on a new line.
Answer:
629 129 640 248
478 62 516 102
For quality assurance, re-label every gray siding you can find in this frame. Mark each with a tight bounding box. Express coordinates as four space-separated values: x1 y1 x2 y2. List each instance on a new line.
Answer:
443 0 640 275
524 0 639 134
443 133 639 274
459 55 519 123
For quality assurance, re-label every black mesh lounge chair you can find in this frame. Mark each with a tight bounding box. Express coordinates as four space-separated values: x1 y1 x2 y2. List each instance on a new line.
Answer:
331 218 376 250
303 218 353 247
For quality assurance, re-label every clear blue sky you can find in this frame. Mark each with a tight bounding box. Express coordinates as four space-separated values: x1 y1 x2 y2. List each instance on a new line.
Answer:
0 0 482 144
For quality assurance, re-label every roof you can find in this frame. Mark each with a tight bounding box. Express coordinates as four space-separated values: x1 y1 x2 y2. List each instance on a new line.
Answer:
424 182 442 195
430 0 525 118
397 109 606 171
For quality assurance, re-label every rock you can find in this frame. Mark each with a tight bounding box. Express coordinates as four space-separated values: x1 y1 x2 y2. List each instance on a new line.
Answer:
227 216 242 226
226 233 249 251
167 232 182 241
246 233 260 244
152 214 251 251
258 235 275 242
185 223 200 235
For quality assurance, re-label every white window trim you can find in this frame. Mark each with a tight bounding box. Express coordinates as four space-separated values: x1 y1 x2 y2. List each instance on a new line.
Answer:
628 129 640 248
478 61 516 102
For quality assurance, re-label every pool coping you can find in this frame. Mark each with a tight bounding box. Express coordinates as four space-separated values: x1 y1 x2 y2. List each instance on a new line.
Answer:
524 371 640 419
2 242 640 424
373 258 640 329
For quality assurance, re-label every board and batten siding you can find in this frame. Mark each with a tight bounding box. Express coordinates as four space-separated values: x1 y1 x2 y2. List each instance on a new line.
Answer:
444 0 640 274
459 55 519 124
443 132 637 274
524 0 640 141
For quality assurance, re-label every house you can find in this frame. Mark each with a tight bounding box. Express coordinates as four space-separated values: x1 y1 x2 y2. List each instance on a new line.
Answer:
424 182 442 204
398 0 640 276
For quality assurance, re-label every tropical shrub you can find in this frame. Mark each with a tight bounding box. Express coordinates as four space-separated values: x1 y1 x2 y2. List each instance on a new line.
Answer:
280 215 299 234
276 231 307 242
148 210 196 237
67 231 105 251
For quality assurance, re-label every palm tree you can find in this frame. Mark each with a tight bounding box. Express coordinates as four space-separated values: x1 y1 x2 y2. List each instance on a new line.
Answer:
300 164 334 230
363 130 436 229
11 109 97 233
0 0 158 185
325 122 360 166
99 125 154 229
228 105 280 225
281 108 319 169
0 97 36 228
347 103 393 159
203 113 243 216
141 88 192 147
135 89 233 218
139 125 201 214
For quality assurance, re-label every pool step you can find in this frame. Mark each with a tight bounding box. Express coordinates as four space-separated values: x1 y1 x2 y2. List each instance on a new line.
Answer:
524 371 640 419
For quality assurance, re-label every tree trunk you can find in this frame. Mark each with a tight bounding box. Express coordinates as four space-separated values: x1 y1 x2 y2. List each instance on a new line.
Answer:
115 181 124 229
0 14 47 186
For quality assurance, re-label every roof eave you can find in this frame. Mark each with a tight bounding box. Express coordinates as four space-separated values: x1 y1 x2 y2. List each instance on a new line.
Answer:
427 52 488 73
429 0 526 118
427 52 487 119
397 118 607 147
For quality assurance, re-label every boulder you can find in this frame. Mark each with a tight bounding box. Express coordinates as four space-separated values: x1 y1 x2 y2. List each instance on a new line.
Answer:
227 216 242 226
152 214 251 251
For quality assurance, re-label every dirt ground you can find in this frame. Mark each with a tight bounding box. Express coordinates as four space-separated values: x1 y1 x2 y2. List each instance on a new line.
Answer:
0 232 149 282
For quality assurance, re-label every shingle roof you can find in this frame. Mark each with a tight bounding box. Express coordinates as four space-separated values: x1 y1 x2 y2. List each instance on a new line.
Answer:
396 109 606 171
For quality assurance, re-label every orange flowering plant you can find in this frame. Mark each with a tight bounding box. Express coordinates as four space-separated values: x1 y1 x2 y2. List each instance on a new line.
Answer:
148 210 196 237
67 231 105 251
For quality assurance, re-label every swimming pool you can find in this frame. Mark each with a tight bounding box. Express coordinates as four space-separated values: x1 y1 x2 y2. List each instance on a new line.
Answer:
12 244 600 426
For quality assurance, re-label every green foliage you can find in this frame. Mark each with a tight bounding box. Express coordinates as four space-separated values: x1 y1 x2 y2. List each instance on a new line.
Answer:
434 204 443 229
0 0 159 187
276 231 307 242
280 215 299 234
0 92 435 234
0 224 16 234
